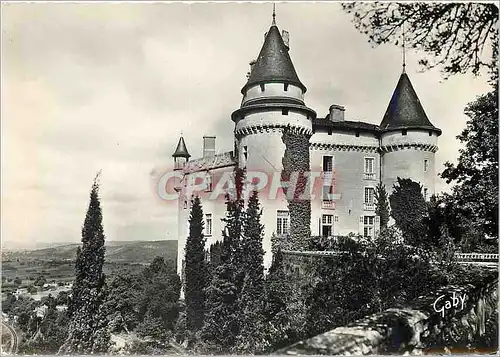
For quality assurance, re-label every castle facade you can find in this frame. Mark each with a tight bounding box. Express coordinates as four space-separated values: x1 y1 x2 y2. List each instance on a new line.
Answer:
172 16 441 275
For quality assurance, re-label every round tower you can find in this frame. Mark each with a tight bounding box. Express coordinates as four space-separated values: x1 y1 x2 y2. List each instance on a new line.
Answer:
380 72 441 200
231 14 316 267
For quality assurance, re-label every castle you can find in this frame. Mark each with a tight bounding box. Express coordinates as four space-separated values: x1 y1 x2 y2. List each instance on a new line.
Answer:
172 13 441 275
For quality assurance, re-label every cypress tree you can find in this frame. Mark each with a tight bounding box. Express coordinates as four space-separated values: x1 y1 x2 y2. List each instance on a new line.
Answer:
263 248 293 350
374 182 390 229
235 190 266 353
201 168 246 353
184 196 207 332
59 173 109 354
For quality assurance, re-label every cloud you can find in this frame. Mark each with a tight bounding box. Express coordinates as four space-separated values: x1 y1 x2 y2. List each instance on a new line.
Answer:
1 2 492 249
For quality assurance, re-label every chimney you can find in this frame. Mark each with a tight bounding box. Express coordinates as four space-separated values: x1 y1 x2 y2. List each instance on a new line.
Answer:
329 104 345 122
203 136 216 158
282 30 290 49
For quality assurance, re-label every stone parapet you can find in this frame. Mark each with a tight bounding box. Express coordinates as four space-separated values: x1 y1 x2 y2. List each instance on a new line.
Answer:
277 269 498 355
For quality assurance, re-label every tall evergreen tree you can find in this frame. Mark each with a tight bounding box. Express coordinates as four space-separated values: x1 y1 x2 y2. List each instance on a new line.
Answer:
374 182 390 229
184 196 207 332
59 173 110 354
263 248 293 350
235 190 266 353
200 168 245 353
240 190 265 292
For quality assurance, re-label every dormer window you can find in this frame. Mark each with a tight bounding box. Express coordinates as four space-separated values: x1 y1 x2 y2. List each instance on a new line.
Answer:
284 83 289 91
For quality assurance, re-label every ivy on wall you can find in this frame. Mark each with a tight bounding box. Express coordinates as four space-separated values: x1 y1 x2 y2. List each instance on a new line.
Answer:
281 126 312 250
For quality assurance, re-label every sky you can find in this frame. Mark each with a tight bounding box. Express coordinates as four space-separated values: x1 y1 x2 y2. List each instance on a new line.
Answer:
1 2 493 250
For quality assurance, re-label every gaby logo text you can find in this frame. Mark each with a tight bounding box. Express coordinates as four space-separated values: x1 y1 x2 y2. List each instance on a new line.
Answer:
433 292 467 318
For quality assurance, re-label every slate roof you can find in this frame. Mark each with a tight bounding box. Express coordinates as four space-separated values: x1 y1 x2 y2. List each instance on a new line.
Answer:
184 151 236 174
380 73 441 135
242 24 306 94
172 136 190 158
313 119 380 134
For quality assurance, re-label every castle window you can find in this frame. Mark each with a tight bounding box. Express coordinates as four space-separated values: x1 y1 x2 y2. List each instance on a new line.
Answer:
424 159 429 172
363 216 375 238
260 83 265 92
364 158 374 174
364 187 376 211
402 129 407 136
321 214 333 238
282 109 289 115
364 157 376 180
284 83 289 91
423 188 428 201
323 156 333 172
429 131 433 136
276 210 289 235
355 131 360 137
328 128 332 135
364 187 375 204
205 214 212 236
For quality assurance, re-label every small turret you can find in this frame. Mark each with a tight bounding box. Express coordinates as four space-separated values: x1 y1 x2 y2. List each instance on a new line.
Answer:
172 136 190 170
379 72 441 199
380 72 441 135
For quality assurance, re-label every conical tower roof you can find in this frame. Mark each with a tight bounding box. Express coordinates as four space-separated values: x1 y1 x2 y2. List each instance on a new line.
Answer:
241 23 306 94
172 136 190 158
380 73 441 135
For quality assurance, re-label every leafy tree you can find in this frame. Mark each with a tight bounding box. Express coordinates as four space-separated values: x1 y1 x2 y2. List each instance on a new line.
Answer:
304 230 445 338
2 293 16 313
34 275 46 287
55 291 69 306
104 272 142 333
136 257 181 342
342 3 498 78
389 177 428 247
441 87 498 244
59 173 110 354
18 296 70 354
184 196 207 332
200 262 239 353
374 182 390 229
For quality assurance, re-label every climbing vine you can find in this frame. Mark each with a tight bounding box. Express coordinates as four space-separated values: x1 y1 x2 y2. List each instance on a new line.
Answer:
281 126 311 250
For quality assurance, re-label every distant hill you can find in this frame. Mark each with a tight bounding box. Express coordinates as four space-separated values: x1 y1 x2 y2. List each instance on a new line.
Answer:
2 240 177 266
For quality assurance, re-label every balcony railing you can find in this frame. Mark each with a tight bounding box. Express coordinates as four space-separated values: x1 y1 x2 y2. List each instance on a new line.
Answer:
364 172 376 180
322 200 335 210
363 202 375 211
321 171 335 183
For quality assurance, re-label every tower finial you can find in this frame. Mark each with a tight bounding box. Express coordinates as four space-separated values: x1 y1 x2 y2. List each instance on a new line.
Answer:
402 21 406 73
272 3 276 26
